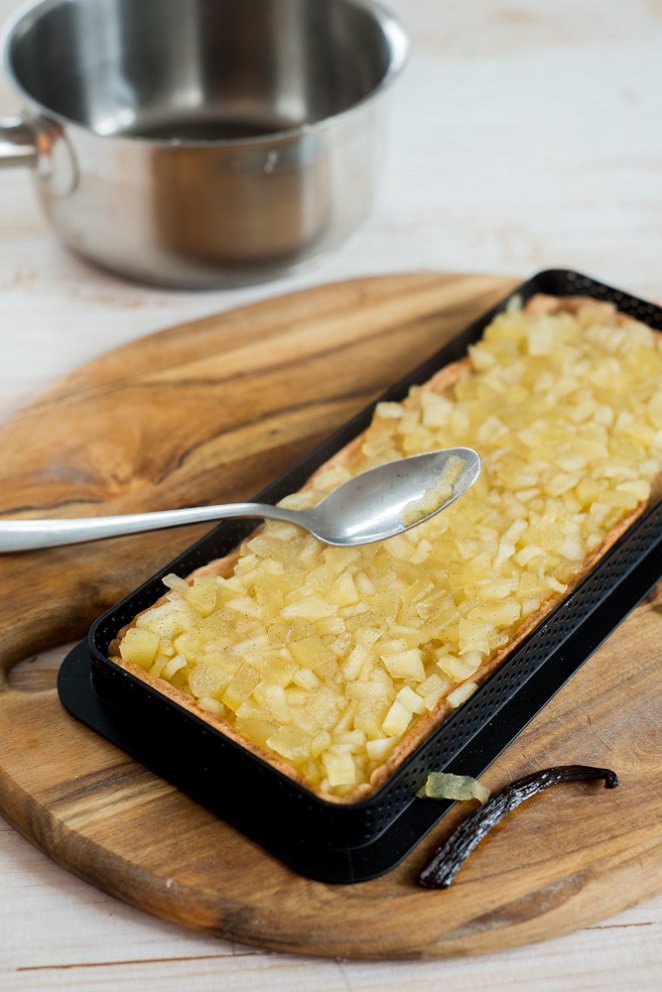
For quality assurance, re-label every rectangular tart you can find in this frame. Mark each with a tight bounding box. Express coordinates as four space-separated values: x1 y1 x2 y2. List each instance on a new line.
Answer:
112 295 662 802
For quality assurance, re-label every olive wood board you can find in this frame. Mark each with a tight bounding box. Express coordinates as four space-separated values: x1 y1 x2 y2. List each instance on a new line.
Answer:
0 272 661 960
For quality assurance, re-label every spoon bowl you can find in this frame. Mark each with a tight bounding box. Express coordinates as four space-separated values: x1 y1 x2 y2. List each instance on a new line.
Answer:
303 447 481 546
0 448 480 553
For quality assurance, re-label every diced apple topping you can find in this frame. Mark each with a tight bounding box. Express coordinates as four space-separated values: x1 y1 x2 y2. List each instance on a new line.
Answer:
119 627 160 669
118 302 662 797
401 453 464 526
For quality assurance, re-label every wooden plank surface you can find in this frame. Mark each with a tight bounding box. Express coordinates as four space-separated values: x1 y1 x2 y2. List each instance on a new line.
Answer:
2 0 662 985
0 272 661 962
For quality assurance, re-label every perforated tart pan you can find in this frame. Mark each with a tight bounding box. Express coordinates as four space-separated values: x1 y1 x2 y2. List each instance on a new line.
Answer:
58 269 662 883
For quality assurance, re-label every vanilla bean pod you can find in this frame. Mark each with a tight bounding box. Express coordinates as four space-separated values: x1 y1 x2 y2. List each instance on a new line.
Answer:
419 764 619 889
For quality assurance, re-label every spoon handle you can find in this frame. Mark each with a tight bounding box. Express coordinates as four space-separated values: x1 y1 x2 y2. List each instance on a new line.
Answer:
0 502 299 553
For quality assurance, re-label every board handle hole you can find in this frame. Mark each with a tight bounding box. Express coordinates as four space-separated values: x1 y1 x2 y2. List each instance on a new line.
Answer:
6 643 77 693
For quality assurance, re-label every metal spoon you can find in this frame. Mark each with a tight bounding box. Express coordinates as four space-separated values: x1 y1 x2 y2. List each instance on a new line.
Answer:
0 447 480 553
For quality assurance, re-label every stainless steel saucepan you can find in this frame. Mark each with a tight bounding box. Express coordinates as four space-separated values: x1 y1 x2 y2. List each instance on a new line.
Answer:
0 0 408 288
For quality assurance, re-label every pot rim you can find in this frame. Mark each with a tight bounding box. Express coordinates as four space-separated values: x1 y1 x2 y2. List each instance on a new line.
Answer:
1 0 409 147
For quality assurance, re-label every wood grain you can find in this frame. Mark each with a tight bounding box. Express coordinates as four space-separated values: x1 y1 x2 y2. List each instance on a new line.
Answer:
0 272 660 960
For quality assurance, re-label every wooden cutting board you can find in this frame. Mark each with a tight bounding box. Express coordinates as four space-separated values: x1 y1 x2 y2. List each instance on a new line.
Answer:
0 272 661 960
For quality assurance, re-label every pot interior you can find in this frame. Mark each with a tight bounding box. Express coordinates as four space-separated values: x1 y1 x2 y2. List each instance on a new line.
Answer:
6 0 403 139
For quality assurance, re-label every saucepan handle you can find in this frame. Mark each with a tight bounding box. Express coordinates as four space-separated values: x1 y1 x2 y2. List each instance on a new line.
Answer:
0 116 37 167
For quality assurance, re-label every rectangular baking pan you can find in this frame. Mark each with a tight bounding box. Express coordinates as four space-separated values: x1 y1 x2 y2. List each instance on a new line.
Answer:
58 268 662 883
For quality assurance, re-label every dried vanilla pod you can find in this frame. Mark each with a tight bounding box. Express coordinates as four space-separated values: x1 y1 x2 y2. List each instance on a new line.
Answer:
418 764 619 889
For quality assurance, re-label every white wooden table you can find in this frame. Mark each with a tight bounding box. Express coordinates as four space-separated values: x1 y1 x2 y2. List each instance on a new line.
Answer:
1 0 661 988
